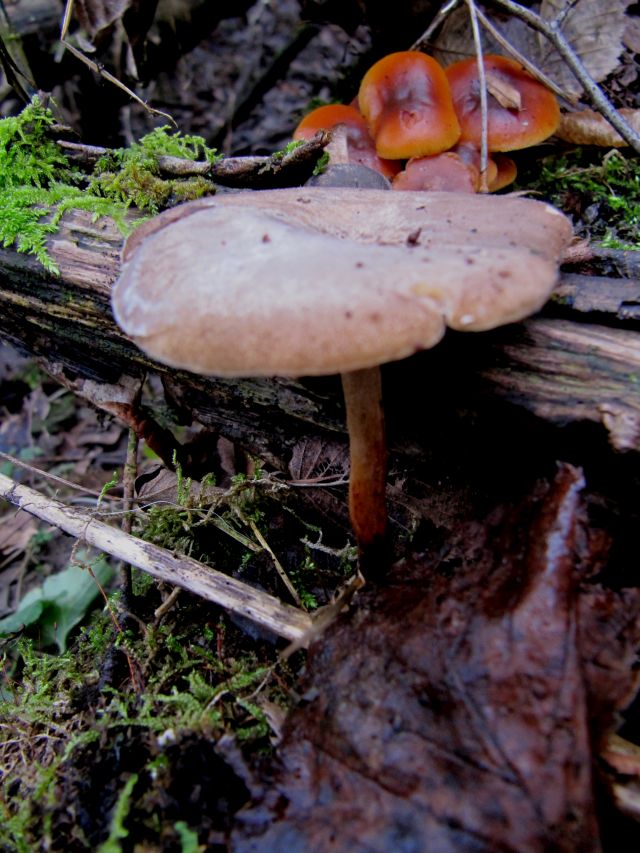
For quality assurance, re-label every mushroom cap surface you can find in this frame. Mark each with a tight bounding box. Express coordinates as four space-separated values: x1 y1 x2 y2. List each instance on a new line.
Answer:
112 188 573 377
446 55 560 151
358 52 461 159
293 104 400 179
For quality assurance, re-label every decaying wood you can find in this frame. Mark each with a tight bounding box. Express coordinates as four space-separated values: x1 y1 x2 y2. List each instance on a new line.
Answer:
0 207 639 462
0 471 313 642
58 133 330 189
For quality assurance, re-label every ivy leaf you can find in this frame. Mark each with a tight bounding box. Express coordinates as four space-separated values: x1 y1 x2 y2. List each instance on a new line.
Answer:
0 552 113 651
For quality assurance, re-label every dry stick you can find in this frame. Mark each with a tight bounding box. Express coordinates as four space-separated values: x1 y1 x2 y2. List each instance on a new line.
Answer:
473 6 568 101
411 0 463 51
59 0 176 127
466 0 490 192
57 134 329 185
492 0 640 155
0 450 119 501
0 472 312 643
118 428 138 597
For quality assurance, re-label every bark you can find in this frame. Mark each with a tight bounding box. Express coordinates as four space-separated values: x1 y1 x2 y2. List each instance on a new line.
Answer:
1 208 639 465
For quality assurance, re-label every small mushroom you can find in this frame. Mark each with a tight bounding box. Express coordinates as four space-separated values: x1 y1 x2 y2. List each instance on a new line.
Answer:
446 55 560 152
358 51 461 159
293 104 401 180
112 188 573 576
489 154 518 191
392 148 483 193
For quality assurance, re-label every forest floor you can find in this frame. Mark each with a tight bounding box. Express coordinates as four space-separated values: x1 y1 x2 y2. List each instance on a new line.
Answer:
1 1 640 850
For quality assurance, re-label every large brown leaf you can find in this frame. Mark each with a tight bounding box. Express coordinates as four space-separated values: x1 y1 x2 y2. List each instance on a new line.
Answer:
232 465 640 851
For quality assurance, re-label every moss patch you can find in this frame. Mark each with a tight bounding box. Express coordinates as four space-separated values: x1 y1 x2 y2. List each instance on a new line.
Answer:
0 98 221 273
519 147 640 250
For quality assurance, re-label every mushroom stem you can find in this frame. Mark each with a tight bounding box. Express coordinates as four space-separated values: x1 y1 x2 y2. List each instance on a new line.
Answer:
341 367 389 576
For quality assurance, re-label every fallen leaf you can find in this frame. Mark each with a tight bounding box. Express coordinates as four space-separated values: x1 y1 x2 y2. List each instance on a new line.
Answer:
556 108 640 146
435 0 635 100
233 465 640 851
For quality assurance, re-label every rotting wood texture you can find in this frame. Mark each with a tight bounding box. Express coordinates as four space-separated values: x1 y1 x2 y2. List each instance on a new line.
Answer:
0 207 639 461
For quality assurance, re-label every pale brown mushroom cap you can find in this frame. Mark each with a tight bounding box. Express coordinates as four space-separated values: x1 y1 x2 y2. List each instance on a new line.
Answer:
112 188 573 377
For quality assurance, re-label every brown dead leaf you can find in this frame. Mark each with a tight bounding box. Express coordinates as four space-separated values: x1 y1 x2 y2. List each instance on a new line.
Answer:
435 0 634 100
72 0 157 45
0 512 38 562
486 70 522 109
233 465 640 850
288 437 349 484
556 108 640 146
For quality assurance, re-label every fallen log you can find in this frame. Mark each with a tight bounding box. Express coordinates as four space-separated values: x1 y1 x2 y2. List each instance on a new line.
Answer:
0 207 639 465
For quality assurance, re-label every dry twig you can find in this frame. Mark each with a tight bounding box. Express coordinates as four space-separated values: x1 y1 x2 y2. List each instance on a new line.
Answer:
0 471 312 643
492 0 640 154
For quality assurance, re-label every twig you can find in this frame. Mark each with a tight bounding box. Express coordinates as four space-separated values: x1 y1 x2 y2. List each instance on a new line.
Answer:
473 6 569 101
154 586 181 621
491 0 640 154
59 0 177 127
465 0 489 192
0 471 313 643
246 515 303 608
57 133 330 188
118 428 138 597
411 0 463 51
0 450 119 501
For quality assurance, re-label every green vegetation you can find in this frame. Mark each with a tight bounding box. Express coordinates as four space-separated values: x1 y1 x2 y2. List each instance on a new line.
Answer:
91 125 222 213
0 97 221 272
523 147 640 249
0 594 290 850
0 552 114 652
0 452 331 848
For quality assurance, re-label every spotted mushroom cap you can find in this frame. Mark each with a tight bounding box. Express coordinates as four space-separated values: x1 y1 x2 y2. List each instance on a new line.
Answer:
112 188 573 377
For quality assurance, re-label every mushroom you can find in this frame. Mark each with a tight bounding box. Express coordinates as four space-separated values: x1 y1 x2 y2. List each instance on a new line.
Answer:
489 154 518 191
112 188 573 576
391 142 496 193
358 51 461 159
292 104 401 180
445 55 560 152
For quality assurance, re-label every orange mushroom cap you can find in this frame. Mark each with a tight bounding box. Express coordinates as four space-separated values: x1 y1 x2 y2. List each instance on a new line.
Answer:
293 104 400 179
358 51 461 159
488 154 517 191
392 151 479 193
446 55 560 152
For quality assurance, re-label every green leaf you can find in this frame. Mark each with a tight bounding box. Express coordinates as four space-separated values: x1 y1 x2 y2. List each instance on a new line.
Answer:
0 552 114 651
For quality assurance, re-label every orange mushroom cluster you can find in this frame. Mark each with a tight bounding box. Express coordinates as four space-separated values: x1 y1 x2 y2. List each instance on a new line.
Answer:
294 51 560 194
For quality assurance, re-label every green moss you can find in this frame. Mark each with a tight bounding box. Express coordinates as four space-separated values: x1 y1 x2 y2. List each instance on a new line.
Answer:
0 603 290 849
521 147 640 249
0 101 223 272
91 125 222 213
0 98 136 273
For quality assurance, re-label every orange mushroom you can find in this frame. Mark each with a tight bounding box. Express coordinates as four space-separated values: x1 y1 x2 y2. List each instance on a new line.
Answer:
391 142 503 193
488 154 517 191
446 55 560 152
293 104 400 179
358 51 461 159
392 150 479 193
